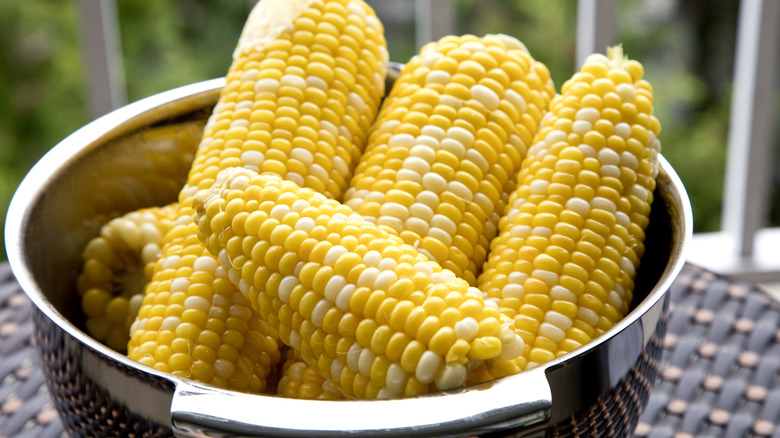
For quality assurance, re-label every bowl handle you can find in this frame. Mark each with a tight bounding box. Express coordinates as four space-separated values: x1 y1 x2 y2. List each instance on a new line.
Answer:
170 367 552 437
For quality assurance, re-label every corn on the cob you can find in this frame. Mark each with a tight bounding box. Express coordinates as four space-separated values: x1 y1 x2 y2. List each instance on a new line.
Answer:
129 224 283 393
344 34 555 286
195 168 523 399
127 0 388 394
477 46 660 373
182 0 387 202
277 347 346 399
77 204 177 352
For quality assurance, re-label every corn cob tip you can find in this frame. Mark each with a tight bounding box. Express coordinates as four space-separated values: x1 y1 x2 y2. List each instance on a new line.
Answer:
485 33 529 53
194 166 257 198
579 43 646 85
233 0 314 60
215 166 261 190
193 167 260 227
606 44 626 63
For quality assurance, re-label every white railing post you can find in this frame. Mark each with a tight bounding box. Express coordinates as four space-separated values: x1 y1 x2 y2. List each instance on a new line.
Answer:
76 0 126 119
415 0 456 49
721 0 780 257
576 0 616 68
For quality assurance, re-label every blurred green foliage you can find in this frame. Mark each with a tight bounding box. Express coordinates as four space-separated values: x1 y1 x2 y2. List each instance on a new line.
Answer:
115 1 250 99
0 0 771 261
0 1 85 260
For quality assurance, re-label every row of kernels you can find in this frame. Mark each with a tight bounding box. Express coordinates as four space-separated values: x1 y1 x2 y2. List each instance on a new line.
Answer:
78 204 178 352
344 34 554 286
127 231 281 394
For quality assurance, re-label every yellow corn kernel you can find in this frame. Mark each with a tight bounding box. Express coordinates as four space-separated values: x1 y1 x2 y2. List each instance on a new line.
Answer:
76 203 178 352
194 168 524 399
276 347 346 400
478 45 660 371
344 34 555 286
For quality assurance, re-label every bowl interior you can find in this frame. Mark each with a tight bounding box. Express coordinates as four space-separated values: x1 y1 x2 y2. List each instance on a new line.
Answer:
10 82 218 326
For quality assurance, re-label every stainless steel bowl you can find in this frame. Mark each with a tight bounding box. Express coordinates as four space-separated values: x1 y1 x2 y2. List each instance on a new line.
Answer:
5 77 692 437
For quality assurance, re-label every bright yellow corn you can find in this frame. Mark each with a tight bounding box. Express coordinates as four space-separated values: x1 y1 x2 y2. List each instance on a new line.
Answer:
127 0 388 394
77 204 177 352
276 347 346 399
194 168 523 399
183 0 387 201
477 46 661 373
344 34 555 286
128 222 283 393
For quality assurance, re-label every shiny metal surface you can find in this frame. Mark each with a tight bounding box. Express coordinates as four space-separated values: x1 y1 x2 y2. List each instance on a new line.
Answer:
172 368 551 437
5 77 692 437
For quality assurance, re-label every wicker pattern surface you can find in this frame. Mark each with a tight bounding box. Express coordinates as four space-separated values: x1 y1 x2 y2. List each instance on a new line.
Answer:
1 262 778 437
635 264 780 438
0 263 65 438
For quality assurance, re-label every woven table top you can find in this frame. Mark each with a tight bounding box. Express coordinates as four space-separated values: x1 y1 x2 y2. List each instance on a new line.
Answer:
1 262 778 438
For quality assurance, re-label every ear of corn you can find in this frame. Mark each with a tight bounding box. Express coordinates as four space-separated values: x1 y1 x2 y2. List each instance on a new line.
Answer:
194 168 523 399
477 45 661 373
77 204 178 352
183 0 388 203
343 34 555 286
127 0 388 394
127 224 283 393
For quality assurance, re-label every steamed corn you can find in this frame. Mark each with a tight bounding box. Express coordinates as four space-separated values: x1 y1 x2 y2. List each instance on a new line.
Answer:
477 46 661 373
195 168 523 399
